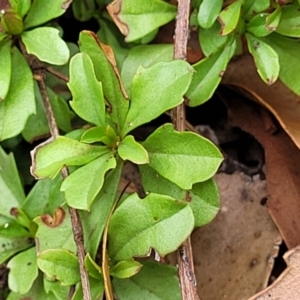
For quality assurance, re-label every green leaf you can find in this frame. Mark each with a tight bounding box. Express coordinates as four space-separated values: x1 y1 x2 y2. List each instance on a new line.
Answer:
243 0 270 16
7 273 54 300
72 0 95 21
121 44 173 96
68 53 106 127
21 27 70 65
22 176 65 220
71 277 104 300
218 0 242 35
9 0 31 17
110 260 142 279
0 222 31 238
34 208 76 254
79 31 129 130
0 40 11 101
263 33 300 95
142 124 223 189
118 135 148 164
37 249 80 286
197 0 223 28
0 236 33 264
140 165 220 227
7 247 38 294
24 0 72 29
186 39 236 106
80 126 111 148
30 135 111 179
22 84 72 142
43 279 69 300
113 261 181 300
266 6 281 31
0 9 24 35
121 60 194 136
246 33 279 85
276 4 300 37
107 0 177 42
79 161 123 259
108 193 194 261
61 153 116 210
199 21 230 56
0 146 25 218
0 47 35 140
84 253 102 279
246 13 272 37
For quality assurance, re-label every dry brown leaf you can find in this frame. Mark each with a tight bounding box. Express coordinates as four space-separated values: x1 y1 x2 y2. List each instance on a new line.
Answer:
223 94 300 249
192 172 280 300
107 0 129 37
248 245 300 300
222 54 300 150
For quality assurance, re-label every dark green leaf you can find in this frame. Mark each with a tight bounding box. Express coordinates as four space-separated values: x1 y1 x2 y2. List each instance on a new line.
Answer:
121 44 173 96
118 135 148 164
197 0 222 28
37 249 80 286
276 4 300 37
21 176 65 220
72 0 95 21
218 0 242 35
0 236 33 265
0 47 35 140
0 146 25 218
79 31 129 130
1 9 23 35
246 13 272 37
68 52 106 127
30 135 111 179
246 33 279 85
263 33 300 95
7 247 38 294
199 21 229 56
142 124 223 189
61 153 116 210
22 84 72 142
0 40 12 101
121 60 194 136
108 193 194 261
186 39 236 106
24 0 72 29
71 277 104 300
266 5 281 31
79 161 123 259
140 165 220 227
113 261 181 300
243 0 270 16
107 0 177 42
21 27 70 65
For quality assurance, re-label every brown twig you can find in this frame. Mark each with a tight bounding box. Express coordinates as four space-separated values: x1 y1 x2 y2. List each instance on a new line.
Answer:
46 66 70 82
19 42 92 300
172 1 200 300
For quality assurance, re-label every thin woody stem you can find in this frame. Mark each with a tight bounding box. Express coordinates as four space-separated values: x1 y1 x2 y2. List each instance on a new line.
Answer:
172 1 200 300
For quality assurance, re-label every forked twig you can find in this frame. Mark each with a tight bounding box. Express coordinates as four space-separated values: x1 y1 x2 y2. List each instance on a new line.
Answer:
19 42 92 300
172 1 200 299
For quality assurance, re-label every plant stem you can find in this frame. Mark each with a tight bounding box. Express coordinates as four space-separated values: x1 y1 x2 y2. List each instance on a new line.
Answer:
46 66 69 82
172 1 200 300
19 42 92 300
